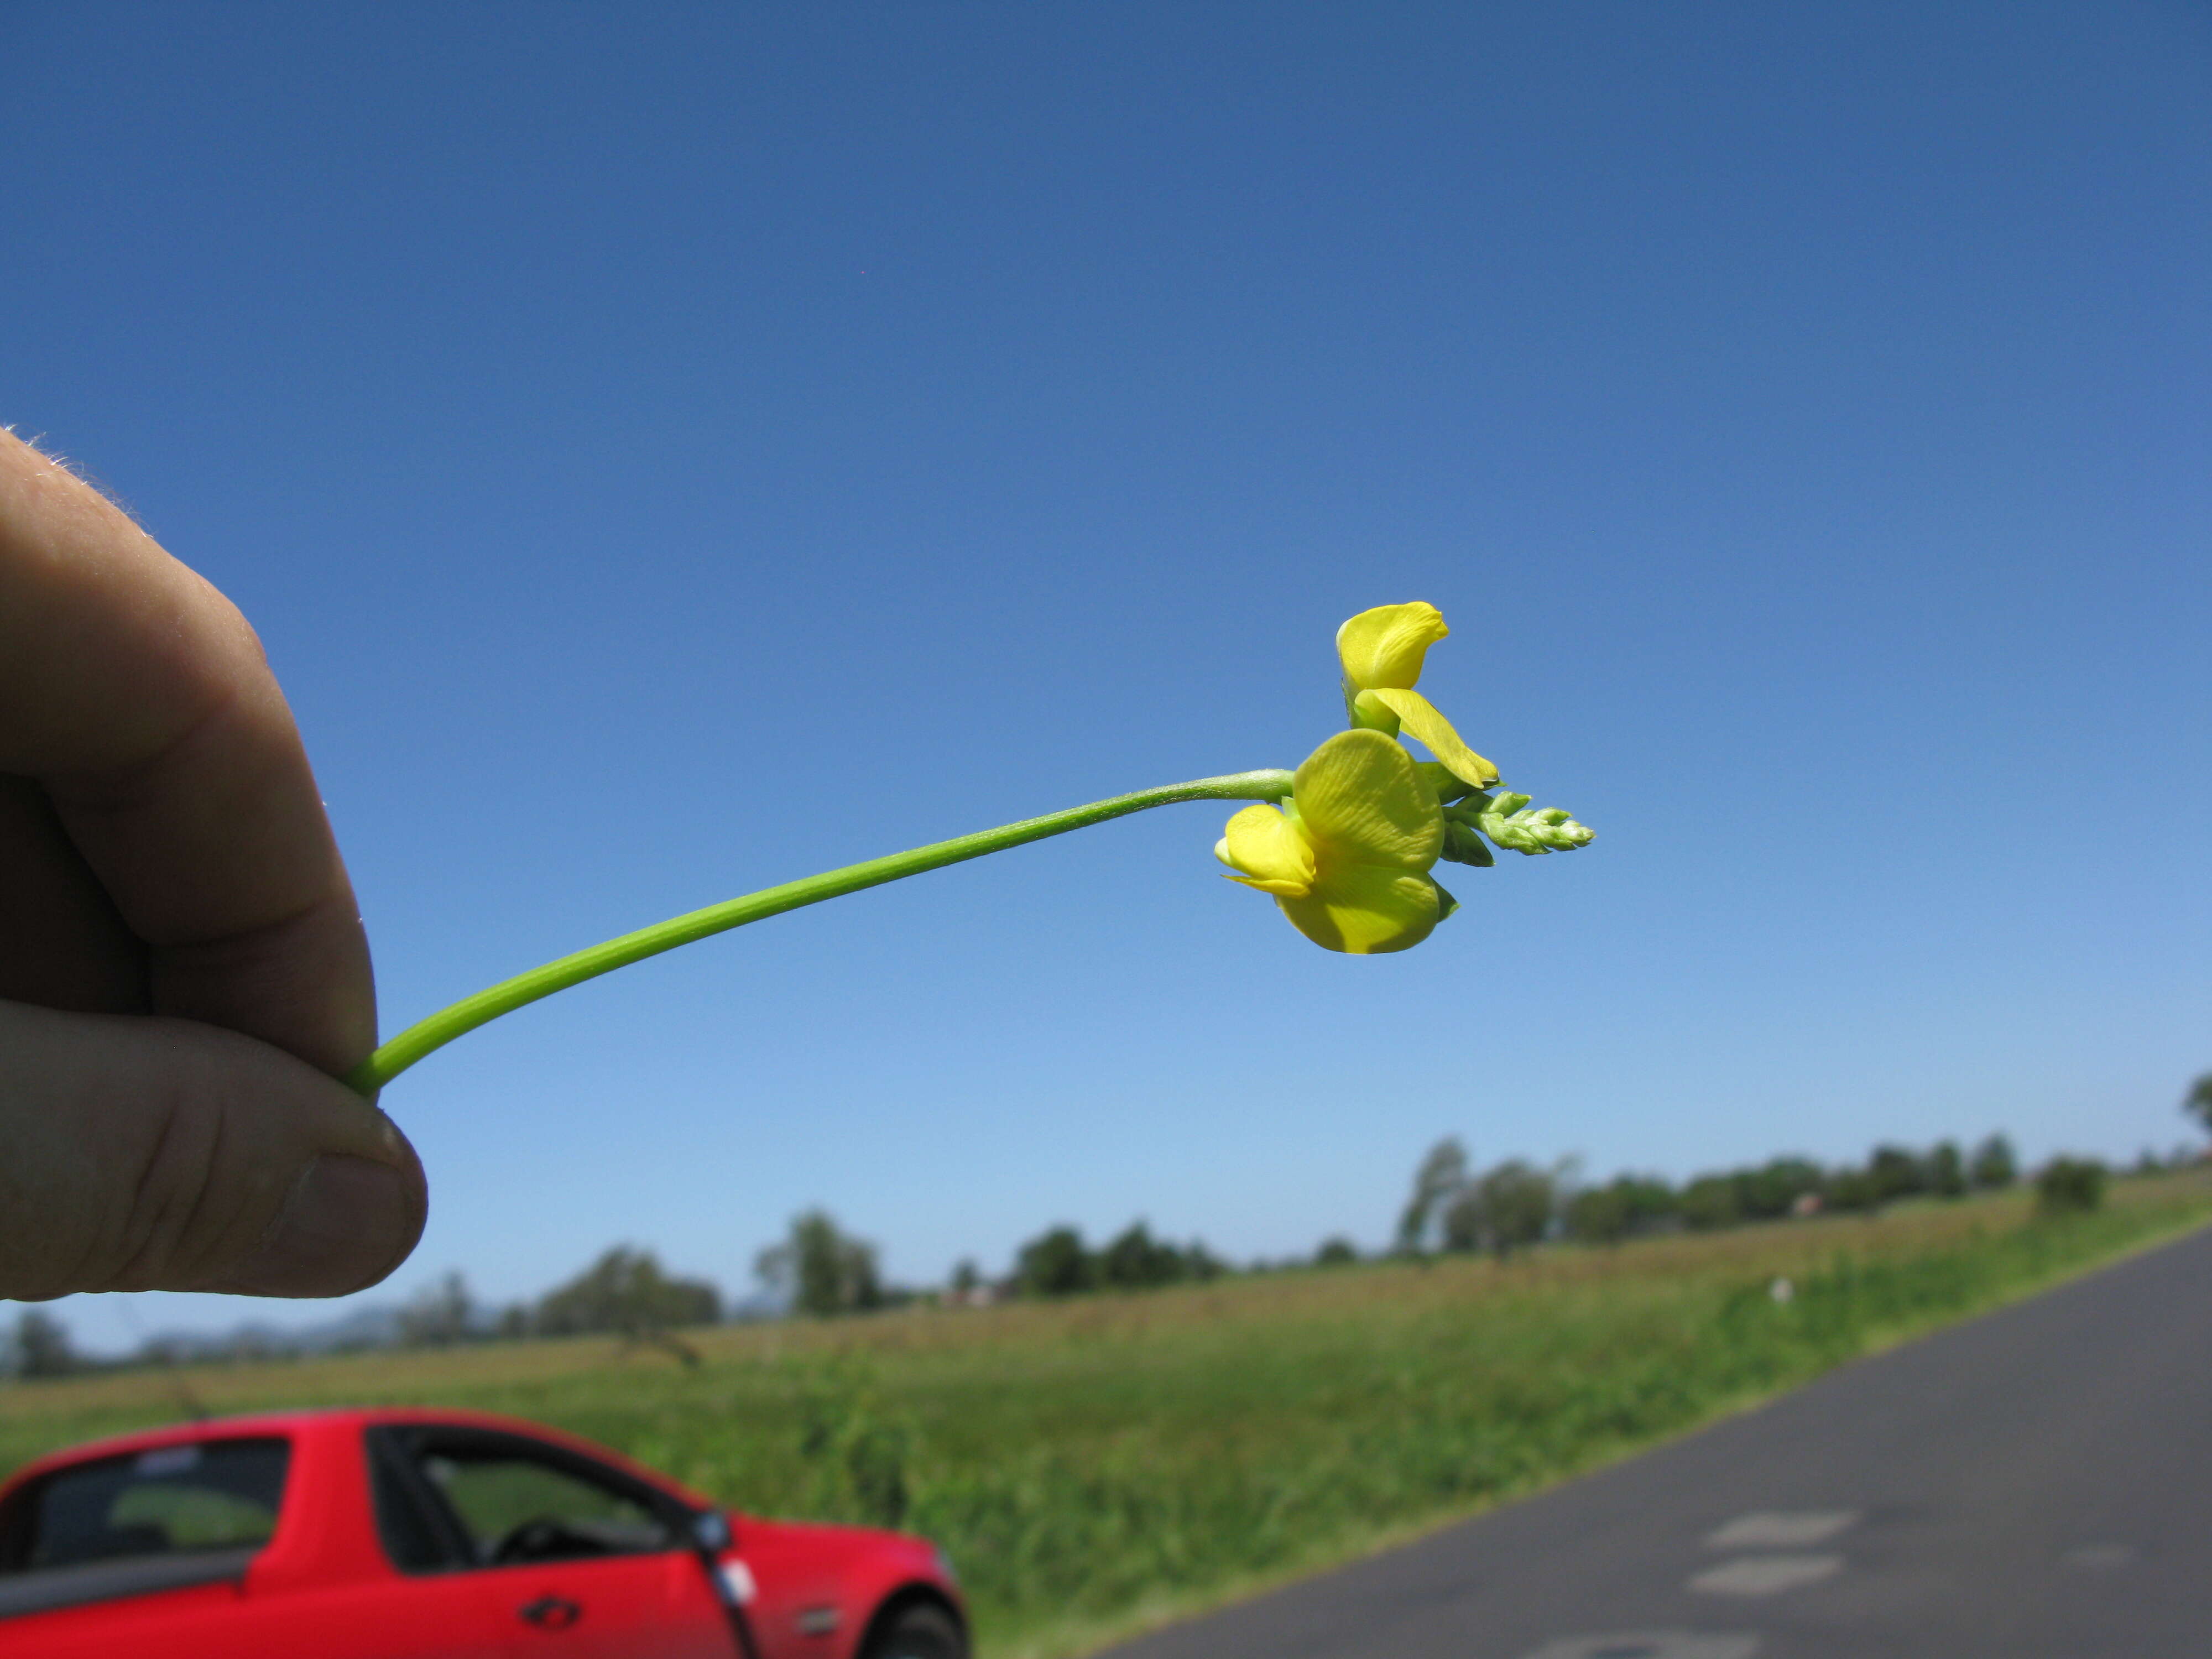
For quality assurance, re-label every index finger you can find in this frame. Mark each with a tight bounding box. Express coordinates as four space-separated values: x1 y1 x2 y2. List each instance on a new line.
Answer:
0 429 375 1075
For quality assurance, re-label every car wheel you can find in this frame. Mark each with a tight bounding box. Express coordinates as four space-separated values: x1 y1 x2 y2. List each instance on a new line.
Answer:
859 1601 967 1659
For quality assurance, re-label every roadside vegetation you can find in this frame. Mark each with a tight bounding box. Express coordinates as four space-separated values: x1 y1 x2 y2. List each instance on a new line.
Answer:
3 1166 2208 1658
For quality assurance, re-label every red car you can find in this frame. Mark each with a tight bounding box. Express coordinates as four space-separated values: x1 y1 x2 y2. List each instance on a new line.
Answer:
0 1407 966 1659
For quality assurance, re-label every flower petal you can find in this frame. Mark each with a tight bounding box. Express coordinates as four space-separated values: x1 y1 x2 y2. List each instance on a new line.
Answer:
1292 729 1443 870
1366 688 1500 787
1215 803 1316 896
1336 602 1449 691
1278 865 1443 954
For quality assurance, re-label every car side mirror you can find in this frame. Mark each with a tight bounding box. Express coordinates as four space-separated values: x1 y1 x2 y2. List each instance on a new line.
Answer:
692 1509 732 1552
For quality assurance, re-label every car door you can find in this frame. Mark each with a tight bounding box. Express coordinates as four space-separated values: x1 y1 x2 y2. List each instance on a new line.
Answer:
370 1426 737 1659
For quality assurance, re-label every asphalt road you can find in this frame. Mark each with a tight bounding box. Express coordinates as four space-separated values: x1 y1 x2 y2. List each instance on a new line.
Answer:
1098 1222 2212 1659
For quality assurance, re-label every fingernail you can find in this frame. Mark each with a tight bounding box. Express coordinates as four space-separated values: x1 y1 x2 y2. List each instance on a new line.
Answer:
217 1156 422 1297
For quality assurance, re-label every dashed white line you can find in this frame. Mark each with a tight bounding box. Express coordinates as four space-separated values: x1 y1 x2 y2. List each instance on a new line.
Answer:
1688 1554 1844 1597
1703 1509 1860 1550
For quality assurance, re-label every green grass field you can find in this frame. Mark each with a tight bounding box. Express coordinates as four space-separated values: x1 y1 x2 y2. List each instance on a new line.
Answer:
8 1168 2209 1657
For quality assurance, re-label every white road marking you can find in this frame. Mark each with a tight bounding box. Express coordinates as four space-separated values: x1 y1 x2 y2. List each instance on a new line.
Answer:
1703 1510 1860 1550
1688 1554 1844 1596
1517 1634 1759 1659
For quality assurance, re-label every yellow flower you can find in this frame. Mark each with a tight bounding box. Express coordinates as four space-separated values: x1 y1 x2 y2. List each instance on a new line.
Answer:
1214 729 1449 954
1335 601 1499 789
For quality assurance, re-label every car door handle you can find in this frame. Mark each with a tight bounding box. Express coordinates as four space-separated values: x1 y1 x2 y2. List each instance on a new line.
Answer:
518 1594 583 1630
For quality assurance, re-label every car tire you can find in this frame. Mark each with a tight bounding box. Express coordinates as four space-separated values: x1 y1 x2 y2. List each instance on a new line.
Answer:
858 1600 967 1659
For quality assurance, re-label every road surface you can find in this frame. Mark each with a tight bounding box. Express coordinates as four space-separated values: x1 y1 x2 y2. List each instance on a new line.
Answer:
1098 1221 2212 1659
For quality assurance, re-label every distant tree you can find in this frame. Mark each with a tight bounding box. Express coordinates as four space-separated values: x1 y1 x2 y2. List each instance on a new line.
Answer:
1564 1182 1634 1245
1738 1157 1824 1220
1397 1136 1470 1253
1015 1226 1095 1298
1678 1173 1741 1232
12 1310 79 1379
1562 1173 1674 1244
2184 1074 2212 1138
1866 1145 1927 1203
1926 1141 1967 1199
1182 1241 1228 1282
1490 1161 1559 1254
1313 1236 1359 1267
1443 1159 1556 1258
1622 1175 1681 1230
1823 1165 1881 1212
1968 1133 2018 1190
398 1271 475 1347
539 1246 722 1337
1098 1223 1188 1290
2035 1157 2106 1215
947 1259 982 1298
755 1212 883 1318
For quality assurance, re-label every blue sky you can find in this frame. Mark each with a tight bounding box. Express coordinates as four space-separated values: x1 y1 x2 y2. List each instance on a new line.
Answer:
5 3 2206 1353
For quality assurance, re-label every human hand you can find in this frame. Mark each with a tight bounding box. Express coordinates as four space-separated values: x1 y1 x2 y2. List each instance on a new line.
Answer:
0 428 425 1300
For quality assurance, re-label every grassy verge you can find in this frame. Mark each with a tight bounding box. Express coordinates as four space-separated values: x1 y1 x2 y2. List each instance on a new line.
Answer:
6 1168 2208 1656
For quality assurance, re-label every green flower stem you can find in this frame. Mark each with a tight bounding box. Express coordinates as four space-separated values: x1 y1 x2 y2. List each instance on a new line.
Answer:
343 768 1295 1096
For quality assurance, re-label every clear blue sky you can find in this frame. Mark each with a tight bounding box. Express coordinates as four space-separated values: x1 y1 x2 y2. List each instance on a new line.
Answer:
6 3 2206 1353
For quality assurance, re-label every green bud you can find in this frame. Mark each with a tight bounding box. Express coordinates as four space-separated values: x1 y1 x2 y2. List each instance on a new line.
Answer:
1476 799 1595 855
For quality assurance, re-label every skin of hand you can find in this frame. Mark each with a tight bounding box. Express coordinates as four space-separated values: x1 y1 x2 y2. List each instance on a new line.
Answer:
0 427 425 1300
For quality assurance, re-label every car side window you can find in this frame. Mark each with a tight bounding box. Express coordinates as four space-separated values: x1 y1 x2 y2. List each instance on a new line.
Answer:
0 1439 289 1572
368 1430 678 1571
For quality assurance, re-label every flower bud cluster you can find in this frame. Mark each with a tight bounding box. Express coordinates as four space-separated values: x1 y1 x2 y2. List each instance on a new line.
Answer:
1445 789 1595 858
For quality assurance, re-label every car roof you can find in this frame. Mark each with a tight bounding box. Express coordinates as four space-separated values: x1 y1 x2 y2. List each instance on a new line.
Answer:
0 1408 712 1510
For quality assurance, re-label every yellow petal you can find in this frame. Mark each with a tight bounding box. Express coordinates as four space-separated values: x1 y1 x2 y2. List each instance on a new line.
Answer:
1336 602 1449 691
1366 688 1500 787
1278 865 1443 954
1215 803 1316 897
1292 729 1443 870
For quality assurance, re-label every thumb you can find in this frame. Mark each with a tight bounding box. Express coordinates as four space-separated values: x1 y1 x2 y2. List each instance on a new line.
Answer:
0 999 425 1300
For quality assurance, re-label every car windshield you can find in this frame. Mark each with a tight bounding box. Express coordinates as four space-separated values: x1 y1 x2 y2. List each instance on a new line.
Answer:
1 1439 289 1571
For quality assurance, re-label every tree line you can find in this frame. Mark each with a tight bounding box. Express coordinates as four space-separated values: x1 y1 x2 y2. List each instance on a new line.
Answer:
0 1245 725 1379
1390 1128 2198 1262
756 1214 1229 1313
8 1076 2210 1376
1396 1134 2022 1259
395 1245 724 1348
